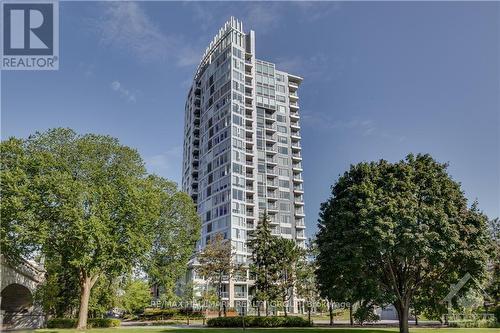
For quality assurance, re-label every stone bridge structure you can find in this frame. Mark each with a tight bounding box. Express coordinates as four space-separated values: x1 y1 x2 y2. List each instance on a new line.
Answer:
1 255 45 330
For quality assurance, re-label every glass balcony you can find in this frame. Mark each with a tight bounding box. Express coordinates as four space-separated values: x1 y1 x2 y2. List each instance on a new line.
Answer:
235 291 247 298
266 168 276 175
267 191 277 198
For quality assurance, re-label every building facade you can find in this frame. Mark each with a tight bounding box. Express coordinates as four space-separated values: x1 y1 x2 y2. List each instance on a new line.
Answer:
181 17 305 314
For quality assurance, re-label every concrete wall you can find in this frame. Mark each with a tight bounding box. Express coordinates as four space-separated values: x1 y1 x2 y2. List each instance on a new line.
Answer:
0 257 45 330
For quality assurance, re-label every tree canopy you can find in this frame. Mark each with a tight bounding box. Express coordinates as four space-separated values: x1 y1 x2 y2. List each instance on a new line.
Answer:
1 128 200 328
316 154 490 333
143 176 201 302
196 232 239 317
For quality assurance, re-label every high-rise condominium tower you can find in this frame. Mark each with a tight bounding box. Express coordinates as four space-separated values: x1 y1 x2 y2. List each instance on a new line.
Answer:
182 17 305 314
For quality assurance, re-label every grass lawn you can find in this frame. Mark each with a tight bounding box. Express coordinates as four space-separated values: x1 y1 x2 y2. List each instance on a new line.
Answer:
29 328 499 333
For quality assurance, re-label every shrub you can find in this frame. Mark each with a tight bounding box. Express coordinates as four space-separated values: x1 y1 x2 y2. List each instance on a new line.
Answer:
141 308 177 320
47 318 77 328
141 308 204 320
88 318 121 327
148 320 184 326
206 316 311 327
46 318 121 328
495 306 500 323
448 318 498 328
354 304 380 325
177 308 205 318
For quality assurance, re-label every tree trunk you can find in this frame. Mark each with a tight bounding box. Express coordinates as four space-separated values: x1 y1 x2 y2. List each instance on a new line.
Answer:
415 313 418 326
217 285 222 317
329 302 333 326
349 303 353 326
283 297 287 317
76 273 98 329
217 276 222 317
395 300 410 333
308 307 311 325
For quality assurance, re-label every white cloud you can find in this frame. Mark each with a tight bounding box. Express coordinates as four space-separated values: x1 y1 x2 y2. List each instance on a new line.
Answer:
301 113 375 132
145 145 183 183
238 2 342 32
242 3 281 32
186 2 216 32
301 112 406 141
94 2 201 67
110 80 138 103
78 62 95 78
276 53 333 80
294 2 342 22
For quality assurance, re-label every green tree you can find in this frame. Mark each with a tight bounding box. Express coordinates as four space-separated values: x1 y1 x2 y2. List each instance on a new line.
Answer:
196 233 239 317
118 278 151 315
296 242 320 324
486 217 499 305
0 138 39 262
316 195 383 326
34 254 118 319
88 276 118 318
353 301 380 325
198 284 218 324
248 211 276 316
316 154 490 333
270 237 302 317
180 281 195 325
1 129 166 328
34 257 80 318
143 176 201 303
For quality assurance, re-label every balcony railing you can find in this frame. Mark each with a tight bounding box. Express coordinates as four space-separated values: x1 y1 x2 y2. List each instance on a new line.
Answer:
296 219 305 226
266 134 277 141
266 168 276 175
235 292 247 298
267 156 277 163
267 179 278 187
268 203 278 210
265 123 277 131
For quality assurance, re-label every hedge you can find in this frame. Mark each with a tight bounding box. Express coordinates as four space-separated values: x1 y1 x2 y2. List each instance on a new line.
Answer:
448 318 498 328
47 318 76 328
47 318 121 328
207 316 312 327
140 308 204 320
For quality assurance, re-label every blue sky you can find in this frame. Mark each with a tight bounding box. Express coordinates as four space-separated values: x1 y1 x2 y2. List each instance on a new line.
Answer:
2 1 499 237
